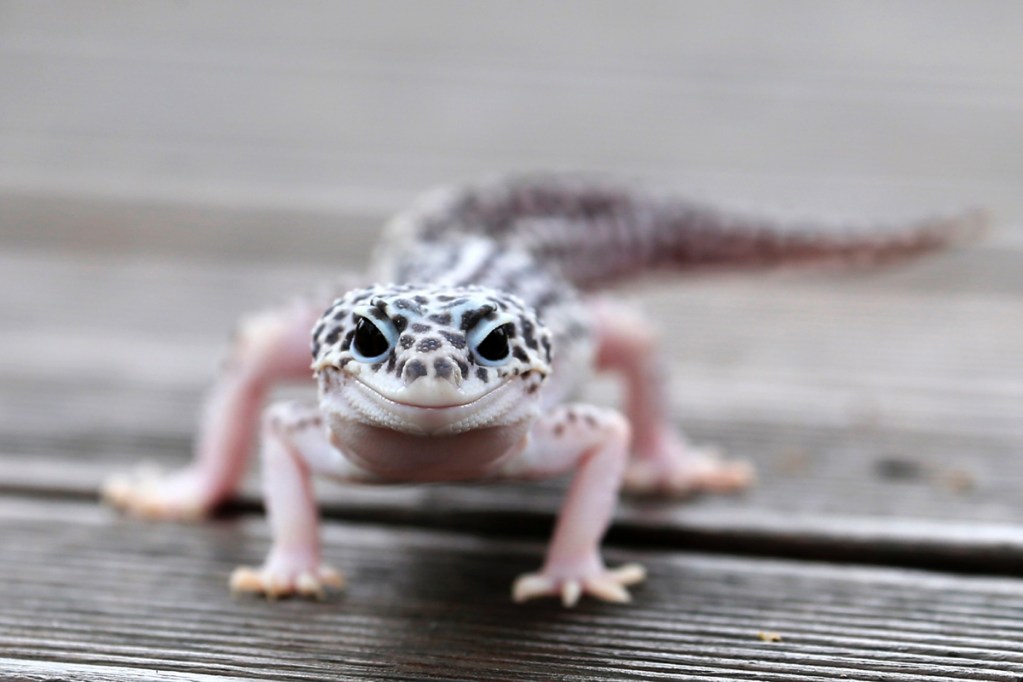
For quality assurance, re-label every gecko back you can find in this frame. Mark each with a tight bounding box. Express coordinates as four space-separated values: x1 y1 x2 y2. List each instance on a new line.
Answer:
375 174 987 291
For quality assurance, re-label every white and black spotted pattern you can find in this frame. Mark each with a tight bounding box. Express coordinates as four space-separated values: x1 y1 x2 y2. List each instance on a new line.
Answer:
313 174 982 409
378 174 986 289
312 279 553 404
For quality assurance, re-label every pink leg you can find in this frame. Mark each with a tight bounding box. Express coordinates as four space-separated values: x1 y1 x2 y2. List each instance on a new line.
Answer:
499 404 646 607
230 401 362 599
102 297 326 519
589 297 754 496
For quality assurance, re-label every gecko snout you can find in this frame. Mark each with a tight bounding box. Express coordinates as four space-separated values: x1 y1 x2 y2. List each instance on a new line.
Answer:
401 355 464 388
396 355 475 407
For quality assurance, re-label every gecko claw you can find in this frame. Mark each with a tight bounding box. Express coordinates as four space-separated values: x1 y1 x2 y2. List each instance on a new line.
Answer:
295 571 325 599
561 580 582 607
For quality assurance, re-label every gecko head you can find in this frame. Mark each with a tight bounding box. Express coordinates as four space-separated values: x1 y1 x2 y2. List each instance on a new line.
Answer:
311 283 552 438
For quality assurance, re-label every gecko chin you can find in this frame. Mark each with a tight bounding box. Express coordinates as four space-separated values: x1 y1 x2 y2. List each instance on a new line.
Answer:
329 419 531 482
319 375 539 482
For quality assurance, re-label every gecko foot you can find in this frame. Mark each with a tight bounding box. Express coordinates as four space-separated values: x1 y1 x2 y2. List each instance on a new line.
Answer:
230 555 345 600
625 432 754 497
101 464 215 521
513 562 646 607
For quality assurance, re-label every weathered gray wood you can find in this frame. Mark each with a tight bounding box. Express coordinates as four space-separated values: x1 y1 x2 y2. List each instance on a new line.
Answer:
2 240 1020 412
0 225 1020 568
3 2 1023 678
2 497 1023 681
2 188 1019 270
4 418 1021 573
0 191 381 265
2 2 1023 230
0 660 246 682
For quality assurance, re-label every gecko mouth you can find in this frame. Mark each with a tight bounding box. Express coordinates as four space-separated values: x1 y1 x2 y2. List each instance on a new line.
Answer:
337 376 528 435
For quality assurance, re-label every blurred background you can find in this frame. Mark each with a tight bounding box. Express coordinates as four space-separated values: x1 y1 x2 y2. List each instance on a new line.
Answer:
3 1 1022 246
1 1 1021 527
4 4 1023 676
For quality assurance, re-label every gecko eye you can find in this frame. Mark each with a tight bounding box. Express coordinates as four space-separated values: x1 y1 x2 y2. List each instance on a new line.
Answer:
352 316 393 362
473 324 511 365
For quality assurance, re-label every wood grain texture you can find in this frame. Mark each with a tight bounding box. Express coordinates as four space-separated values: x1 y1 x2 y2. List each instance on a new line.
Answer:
3 497 1023 681
2 2 1023 227
2 2 1023 679
0 218 1020 570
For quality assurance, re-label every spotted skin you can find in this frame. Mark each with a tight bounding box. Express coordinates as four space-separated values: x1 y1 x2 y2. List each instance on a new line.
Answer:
103 174 985 605
310 282 550 424
313 284 546 376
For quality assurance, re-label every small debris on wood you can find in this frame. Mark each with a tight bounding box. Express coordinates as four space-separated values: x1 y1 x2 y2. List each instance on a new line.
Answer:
776 447 811 475
935 468 976 494
757 631 783 643
874 457 924 482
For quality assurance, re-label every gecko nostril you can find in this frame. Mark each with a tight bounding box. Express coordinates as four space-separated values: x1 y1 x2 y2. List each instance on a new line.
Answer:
432 357 461 384
400 356 463 387
402 359 428 385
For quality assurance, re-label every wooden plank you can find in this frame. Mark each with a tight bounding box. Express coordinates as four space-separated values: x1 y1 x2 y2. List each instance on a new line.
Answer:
0 660 245 682
1 3 1021 679
2 245 1019 442
3 411 1021 573
0 191 382 265
2 188 1019 268
0 236 1020 565
3 497 1023 681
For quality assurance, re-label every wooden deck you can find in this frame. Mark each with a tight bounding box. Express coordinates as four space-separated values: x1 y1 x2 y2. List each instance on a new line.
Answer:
2 2 1022 679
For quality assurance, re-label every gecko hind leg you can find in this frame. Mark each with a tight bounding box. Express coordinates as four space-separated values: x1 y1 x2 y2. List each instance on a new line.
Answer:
590 297 754 497
102 297 328 520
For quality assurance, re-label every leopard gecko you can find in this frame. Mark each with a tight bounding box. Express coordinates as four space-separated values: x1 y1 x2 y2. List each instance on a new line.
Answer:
103 174 984 606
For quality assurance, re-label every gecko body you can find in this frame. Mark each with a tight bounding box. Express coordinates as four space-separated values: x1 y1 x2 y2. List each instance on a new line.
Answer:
104 175 984 605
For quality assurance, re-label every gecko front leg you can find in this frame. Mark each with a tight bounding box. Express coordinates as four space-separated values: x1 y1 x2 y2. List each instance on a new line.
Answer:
230 400 369 599
500 404 646 607
590 298 754 496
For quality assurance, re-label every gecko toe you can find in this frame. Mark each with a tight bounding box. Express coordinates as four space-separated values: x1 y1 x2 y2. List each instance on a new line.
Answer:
101 465 211 521
512 562 647 607
512 573 555 603
295 572 326 600
229 566 262 593
229 562 345 600
608 562 647 585
560 580 582 607
583 576 630 603
317 565 346 589
626 437 756 497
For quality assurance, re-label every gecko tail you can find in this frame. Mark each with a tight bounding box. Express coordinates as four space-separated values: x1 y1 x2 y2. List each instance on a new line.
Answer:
621 203 990 278
384 174 990 289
